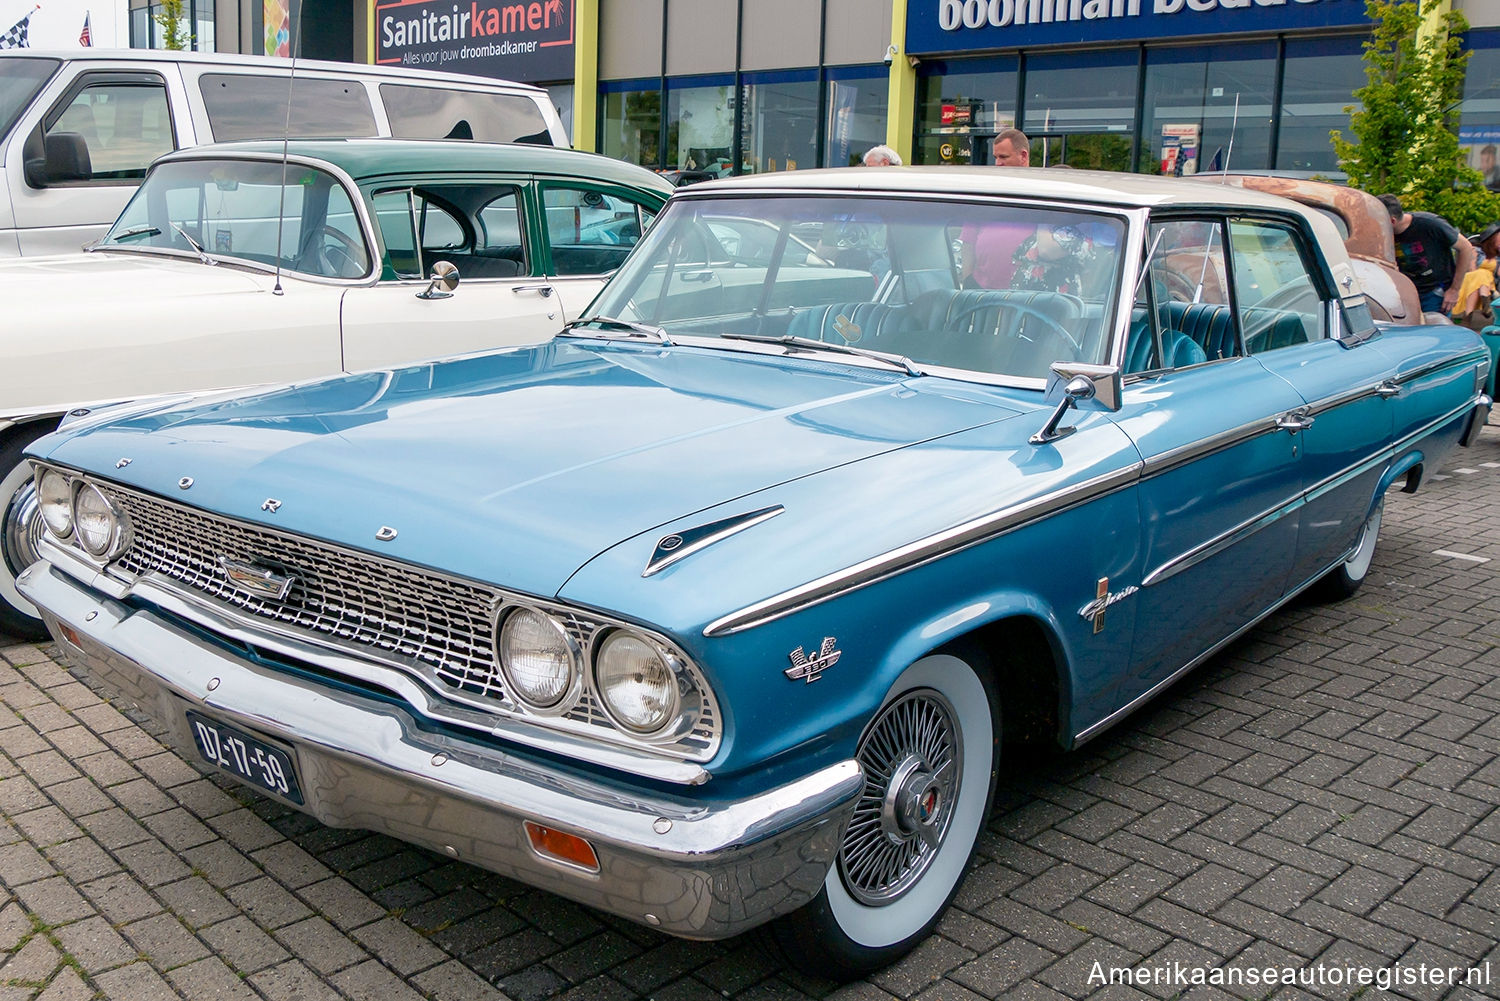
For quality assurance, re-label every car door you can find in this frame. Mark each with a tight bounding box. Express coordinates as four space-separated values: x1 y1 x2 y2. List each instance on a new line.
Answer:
536 181 662 319
339 181 568 372
1109 216 1307 702
7 66 191 255
1228 216 1397 593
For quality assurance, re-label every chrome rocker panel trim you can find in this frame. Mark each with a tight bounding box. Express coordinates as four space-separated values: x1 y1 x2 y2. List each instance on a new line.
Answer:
18 561 863 941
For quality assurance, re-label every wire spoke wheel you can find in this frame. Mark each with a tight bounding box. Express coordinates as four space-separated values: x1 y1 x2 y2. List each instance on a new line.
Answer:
839 689 961 905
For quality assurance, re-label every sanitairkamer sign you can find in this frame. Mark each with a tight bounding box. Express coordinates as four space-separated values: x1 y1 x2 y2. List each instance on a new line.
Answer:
376 0 574 83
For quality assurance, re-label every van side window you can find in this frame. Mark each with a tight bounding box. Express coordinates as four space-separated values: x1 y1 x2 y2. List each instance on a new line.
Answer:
200 74 377 141
42 77 173 183
380 85 551 144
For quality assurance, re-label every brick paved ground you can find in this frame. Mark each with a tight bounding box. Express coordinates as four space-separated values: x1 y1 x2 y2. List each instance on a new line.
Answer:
2 429 1499 1001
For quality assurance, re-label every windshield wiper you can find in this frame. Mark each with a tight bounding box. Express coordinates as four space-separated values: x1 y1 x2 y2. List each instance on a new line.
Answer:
560 316 673 345
106 226 161 244
170 222 215 266
720 333 922 377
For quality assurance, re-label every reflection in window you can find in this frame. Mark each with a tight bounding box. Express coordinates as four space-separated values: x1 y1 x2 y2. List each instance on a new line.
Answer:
543 187 650 275
740 74 819 173
914 57 1018 166
601 83 661 168
824 70 889 167
105 158 368 279
1277 37 1365 173
668 79 735 174
1458 33 1500 192
201 74 376 141
1141 43 1276 176
380 85 551 144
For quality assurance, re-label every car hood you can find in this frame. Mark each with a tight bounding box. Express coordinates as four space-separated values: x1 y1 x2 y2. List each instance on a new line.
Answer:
0 250 268 297
34 339 1028 598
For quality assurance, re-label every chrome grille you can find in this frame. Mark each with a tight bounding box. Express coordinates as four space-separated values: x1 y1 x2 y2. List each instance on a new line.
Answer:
95 482 719 758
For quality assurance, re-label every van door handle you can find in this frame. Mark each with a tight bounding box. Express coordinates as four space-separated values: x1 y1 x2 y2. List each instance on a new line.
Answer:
512 284 553 298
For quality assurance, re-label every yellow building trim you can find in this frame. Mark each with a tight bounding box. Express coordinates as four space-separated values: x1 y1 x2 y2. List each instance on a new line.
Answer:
886 0 916 163
573 0 600 151
367 1 376 64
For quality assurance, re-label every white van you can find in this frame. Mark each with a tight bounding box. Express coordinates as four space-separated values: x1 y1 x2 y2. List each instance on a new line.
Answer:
0 49 568 256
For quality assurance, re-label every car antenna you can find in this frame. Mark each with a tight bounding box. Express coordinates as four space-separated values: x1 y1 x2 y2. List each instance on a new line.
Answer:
272 12 302 296
1219 93 1240 183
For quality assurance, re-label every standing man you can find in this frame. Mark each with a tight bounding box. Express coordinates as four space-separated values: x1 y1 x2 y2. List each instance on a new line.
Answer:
960 128 1033 287
1380 194 1475 316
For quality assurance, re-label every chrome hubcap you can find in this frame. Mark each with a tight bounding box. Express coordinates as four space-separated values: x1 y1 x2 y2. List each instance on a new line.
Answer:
839 689 960 905
1 479 43 577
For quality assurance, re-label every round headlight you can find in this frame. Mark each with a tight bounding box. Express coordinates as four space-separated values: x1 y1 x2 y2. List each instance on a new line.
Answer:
595 631 680 735
37 470 74 538
496 607 577 711
72 483 120 558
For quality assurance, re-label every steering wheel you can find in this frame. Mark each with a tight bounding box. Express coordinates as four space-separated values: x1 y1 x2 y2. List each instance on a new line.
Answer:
316 225 366 278
948 300 1085 358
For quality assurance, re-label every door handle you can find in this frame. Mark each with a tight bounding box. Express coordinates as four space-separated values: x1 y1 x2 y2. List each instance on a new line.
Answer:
1276 411 1314 432
1375 380 1401 398
512 283 554 298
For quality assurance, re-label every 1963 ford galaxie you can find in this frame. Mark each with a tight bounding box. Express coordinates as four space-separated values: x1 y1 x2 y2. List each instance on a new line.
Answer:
16 168 1491 977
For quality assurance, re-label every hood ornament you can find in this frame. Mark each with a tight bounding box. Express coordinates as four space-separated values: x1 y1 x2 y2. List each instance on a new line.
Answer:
786 637 841 683
217 556 296 601
261 499 282 513
642 506 784 577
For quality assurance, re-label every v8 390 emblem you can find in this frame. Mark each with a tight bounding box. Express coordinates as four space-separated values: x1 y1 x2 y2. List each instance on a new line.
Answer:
786 637 841 683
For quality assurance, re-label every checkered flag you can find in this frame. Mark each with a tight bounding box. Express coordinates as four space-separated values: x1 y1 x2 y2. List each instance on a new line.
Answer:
0 7 36 49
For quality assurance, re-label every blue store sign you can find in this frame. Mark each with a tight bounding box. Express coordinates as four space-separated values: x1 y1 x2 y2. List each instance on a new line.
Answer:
907 0 1371 52
376 0 575 83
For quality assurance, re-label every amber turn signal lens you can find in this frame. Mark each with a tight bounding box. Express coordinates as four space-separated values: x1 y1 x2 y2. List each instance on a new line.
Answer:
523 821 599 872
58 625 81 648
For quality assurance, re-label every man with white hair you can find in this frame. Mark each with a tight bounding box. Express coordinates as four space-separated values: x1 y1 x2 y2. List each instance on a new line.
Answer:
861 145 902 166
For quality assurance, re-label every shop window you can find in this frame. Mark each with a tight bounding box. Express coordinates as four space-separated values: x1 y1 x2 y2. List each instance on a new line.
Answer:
914 56 1018 165
667 77 735 174
1276 37 1365 174
824 69 888 168
1459 31 1500 192
739 73 818 174
1021 50 1137 150
601 81 662 169
1141 43 1276 176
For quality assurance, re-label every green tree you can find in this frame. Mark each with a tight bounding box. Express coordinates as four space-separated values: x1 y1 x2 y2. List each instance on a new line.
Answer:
153 0 189 50
1332 0 1500 231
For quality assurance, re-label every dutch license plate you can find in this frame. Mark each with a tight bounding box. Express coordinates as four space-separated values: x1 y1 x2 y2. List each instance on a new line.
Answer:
186 710 303 805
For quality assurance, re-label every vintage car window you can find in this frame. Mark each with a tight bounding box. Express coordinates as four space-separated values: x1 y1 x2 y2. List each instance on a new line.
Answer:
1128 218 1235 374
370 187 476 278
101 158 370 279
589 196 1126 381
371 189 419 276
473 190 528 277
43 77 173 182
379 85 551 144
542 186 653 276
200 74 378 141
1228 218 1326 351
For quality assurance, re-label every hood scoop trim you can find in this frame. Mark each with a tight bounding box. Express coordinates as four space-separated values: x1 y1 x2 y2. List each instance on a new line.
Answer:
642 505 784 578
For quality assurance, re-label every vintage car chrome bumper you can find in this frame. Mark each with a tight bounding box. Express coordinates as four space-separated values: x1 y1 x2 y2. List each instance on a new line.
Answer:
18 561 863 940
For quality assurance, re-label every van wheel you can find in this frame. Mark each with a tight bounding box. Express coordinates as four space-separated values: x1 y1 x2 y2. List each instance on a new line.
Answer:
770 654 999 980
0 428 49 639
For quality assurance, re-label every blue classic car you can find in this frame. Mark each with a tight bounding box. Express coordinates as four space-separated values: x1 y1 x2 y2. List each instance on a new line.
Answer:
16 169 1491 977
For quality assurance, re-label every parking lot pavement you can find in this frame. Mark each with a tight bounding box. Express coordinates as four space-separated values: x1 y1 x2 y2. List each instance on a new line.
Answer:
3 429 1500 1001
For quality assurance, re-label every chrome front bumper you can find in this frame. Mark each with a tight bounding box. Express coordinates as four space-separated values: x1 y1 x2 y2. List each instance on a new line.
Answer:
18 561 863 940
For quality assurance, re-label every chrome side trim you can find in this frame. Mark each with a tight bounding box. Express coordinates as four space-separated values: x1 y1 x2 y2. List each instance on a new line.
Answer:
1303 382 1384 417
1140 495 1303 589
643 506 784 578
1138 414 1282 479
703 463 1142 637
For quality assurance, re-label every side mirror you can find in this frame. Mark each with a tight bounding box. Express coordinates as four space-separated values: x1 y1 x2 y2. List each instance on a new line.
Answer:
23 157 48 188
25 132 93 189
1031 362 1123 445
417 260 460 300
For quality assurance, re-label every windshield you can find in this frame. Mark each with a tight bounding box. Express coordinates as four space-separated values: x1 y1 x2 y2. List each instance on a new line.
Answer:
586 195 1127 381
100 158 371 278
0 58 59 140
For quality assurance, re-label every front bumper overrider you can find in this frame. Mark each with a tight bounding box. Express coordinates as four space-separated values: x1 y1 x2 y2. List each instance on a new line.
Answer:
17 560 863 940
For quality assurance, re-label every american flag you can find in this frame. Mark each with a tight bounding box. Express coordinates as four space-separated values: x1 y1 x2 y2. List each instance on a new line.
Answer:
0 8 34 49
79 11 91 45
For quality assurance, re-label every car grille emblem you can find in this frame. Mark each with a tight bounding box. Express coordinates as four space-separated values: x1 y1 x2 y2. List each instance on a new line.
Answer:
786 637 841 683
217 556 296 601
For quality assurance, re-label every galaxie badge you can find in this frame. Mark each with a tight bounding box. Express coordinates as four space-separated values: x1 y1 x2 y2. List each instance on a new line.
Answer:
216 556 296 601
